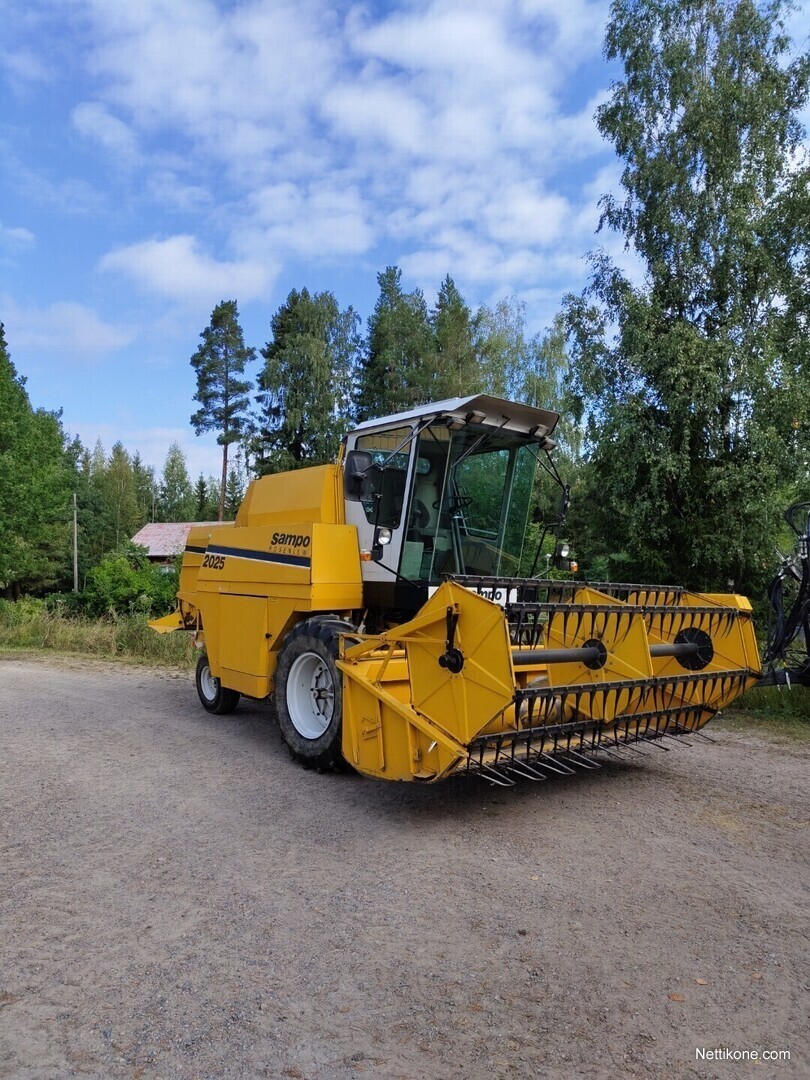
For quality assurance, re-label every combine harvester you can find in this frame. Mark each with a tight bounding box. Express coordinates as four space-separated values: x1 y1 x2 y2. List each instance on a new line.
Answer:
151 396 763 786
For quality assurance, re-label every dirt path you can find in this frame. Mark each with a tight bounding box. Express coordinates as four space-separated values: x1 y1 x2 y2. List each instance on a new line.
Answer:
1 656 807 1079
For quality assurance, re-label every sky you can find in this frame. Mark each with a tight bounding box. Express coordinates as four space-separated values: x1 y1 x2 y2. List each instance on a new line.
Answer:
1 0 808 479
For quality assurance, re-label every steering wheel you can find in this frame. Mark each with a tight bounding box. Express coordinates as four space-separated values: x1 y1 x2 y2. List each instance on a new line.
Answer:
433 494 473 513
410 499 431 530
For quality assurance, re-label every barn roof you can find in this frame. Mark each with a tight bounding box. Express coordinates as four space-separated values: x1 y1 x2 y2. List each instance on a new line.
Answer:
130 522 219 558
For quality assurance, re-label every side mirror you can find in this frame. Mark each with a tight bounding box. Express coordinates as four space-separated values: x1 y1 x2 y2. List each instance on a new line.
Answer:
344 450 373 501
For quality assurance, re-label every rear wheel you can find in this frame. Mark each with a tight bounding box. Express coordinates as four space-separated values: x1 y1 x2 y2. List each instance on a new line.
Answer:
275 617 356 770
196 654 240 715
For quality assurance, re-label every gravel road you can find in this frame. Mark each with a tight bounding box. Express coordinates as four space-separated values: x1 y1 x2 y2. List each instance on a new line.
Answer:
0 655 807 1080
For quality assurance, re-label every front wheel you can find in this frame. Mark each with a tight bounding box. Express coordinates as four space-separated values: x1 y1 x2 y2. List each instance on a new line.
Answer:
274 617 356 770
195 654 240 715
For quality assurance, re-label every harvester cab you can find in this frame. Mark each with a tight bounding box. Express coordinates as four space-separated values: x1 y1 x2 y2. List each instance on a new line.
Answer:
151 395 763 786
340 395 560 618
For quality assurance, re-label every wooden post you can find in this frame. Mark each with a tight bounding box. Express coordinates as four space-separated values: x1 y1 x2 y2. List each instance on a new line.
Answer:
72 493 79 593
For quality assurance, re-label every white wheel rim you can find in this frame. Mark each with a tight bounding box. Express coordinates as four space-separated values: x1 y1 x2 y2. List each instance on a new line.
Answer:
287 652 335 740
200 663 218 702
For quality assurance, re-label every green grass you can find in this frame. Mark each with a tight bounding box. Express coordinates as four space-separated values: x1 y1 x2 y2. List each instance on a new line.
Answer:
721 683 810 742
0 600 195 668
717 710 810 742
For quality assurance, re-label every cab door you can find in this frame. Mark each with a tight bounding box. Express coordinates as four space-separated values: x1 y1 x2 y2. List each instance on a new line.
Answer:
343 425 416 583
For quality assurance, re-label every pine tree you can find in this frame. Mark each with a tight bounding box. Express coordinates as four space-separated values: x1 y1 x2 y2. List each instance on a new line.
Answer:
257 288 359 473
194 474 210 520
356 267 435 420
430 276 479 398
158 443 195 522
190 300 255 521
224 467 244 520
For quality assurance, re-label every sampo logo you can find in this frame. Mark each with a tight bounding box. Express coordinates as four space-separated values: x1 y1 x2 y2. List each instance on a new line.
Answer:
270 532 311 549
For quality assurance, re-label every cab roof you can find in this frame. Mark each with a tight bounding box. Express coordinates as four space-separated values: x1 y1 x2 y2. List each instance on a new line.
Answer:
348 395 559 439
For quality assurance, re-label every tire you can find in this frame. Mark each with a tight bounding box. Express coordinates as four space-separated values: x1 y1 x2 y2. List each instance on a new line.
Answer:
274 616 357 770
195 654 241 715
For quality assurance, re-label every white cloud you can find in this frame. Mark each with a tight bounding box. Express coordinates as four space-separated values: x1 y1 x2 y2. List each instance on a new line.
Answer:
1 139 105 214
145 171 210 212
1 295 135 355
25 0 622 316
352 6 538 86
99 235 272 305
244 183 374 258
72 101 140 164
322 82 430 156
0 222 35 249
0 46 49 88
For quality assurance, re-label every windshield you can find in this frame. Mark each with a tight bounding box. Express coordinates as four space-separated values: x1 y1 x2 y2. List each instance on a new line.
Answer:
399 421 537 582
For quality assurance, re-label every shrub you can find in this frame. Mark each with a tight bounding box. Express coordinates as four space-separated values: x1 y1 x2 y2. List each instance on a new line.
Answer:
82 542 178 617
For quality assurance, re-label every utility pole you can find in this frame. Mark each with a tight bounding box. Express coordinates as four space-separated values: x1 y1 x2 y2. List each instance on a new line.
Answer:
72 493 79 593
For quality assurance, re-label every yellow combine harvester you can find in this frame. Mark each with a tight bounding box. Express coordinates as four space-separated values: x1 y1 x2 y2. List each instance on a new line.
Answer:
151 396 761 785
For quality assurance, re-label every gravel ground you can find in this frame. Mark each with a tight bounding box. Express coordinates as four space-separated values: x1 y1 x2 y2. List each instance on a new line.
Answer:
0 654 807 1080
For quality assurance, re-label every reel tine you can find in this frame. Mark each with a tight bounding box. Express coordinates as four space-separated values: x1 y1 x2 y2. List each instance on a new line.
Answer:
507 759 548 781
691 728 718 743
563 749 601 770
534 751 576 775
617 731 650 754
593 740 628 760
478 762 516 787
644 734 671 751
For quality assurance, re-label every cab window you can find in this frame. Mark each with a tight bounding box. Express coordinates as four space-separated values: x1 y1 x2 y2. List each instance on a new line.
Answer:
355 427 413 529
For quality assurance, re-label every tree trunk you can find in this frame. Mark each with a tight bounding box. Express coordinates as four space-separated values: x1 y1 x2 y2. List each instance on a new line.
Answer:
219 443 228 522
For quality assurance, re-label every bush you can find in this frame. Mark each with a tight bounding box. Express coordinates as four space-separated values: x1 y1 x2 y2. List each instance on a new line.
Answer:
81 542 178 618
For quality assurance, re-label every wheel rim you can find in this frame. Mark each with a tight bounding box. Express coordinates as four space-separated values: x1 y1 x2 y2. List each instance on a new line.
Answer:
287 652 335 740
199 663 218 702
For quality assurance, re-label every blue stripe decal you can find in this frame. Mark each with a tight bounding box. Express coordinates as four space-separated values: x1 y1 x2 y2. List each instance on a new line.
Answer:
208 544 311 568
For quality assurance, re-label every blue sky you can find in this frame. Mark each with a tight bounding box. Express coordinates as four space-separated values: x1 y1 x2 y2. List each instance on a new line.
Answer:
1 0 807 479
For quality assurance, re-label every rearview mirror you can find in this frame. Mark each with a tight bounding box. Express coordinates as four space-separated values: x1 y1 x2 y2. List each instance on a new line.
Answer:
344 450 373 501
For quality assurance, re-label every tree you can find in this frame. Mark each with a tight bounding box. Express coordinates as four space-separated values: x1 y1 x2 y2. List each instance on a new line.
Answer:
523 316 583 463
132 452 158 525
0 324 73 596
224 467 244 519
430 276 478 398
357 267 435 420
473 297 530 401
158 443 195 522
564 0 809 591
190 300 255 521
257 288 359 473
102 442 139 548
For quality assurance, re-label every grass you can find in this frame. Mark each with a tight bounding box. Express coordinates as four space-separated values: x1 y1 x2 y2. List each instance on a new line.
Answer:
722 683 810 742
0 600 195 668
